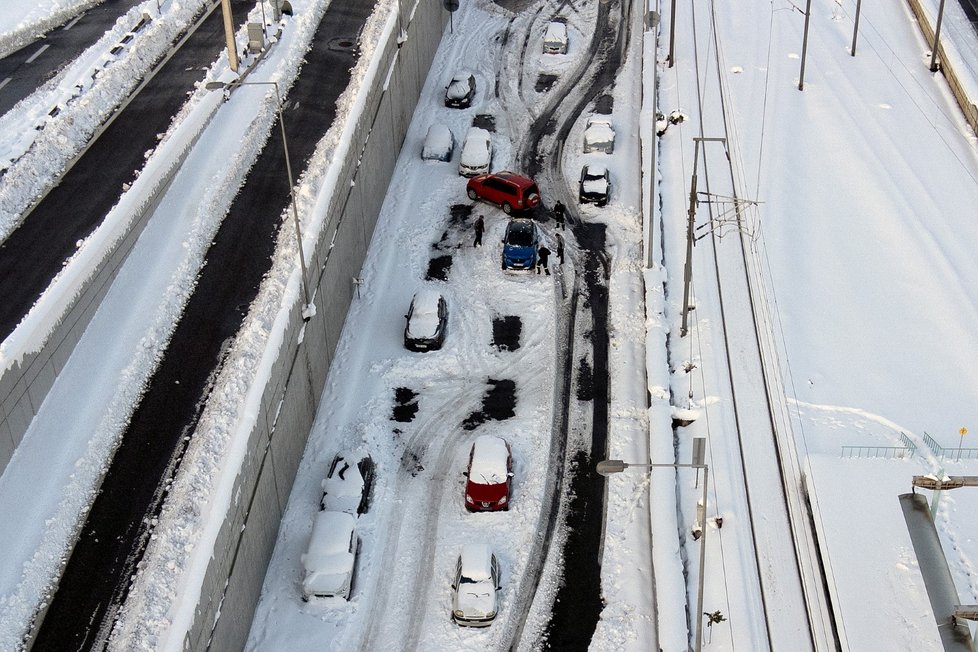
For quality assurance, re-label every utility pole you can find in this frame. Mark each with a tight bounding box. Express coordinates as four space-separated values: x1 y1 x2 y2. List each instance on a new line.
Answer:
597 436 710 652
668 0 676 67
850 0 862 56
930 0 948 72
798 0 812 90
647 9 660 269
220 0 238 72
681 137 725 336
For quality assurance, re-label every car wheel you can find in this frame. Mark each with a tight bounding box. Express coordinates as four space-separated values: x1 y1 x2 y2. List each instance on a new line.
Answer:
502 202 513 215
467 188 478 200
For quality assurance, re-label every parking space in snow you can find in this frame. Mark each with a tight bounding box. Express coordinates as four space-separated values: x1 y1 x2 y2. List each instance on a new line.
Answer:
535 73 558 93
391 387 419 422
471 113 495 132
491 315 522 351
424 254 452 281
462 378 517 430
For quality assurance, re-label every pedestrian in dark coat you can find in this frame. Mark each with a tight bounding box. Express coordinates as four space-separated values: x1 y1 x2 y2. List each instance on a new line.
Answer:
555 232 565 264
473 214 485 247
552 201 565 230
537 245 551 275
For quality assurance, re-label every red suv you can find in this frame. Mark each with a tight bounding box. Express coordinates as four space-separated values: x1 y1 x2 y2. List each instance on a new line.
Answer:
463 435 514 511
466 171 541 214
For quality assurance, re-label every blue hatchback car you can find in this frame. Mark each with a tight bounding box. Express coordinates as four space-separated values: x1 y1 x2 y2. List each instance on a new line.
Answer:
501 218 540 271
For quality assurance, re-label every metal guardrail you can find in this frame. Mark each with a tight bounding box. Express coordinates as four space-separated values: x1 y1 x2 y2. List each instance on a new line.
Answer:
841 432 918 459
923 431 978 461
841 445 912 459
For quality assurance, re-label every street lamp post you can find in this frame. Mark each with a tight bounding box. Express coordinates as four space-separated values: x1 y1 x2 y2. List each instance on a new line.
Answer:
597 438 710 652
205 80 312 316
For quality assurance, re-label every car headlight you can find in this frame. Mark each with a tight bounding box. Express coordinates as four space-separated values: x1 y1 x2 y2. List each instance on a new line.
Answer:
486 611 496 619
497 495 507 505
454 610 465 618
465 494 474 503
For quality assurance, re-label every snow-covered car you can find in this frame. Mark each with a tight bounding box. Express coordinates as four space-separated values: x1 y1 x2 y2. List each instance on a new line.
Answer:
466 170 541 214
444 73 476 108
301 511 358 601
458 127 492 177
464 435 514 511
404 289 448 351
583 116 615 153
543 21 568 54
579 164 610 206
320 453 375 514
422 123 454 161
501 217 540 271
451 544 501 627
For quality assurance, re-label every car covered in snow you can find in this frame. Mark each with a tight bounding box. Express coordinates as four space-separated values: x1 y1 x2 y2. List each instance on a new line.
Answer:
320 452 375 515
458 126 492 177
501 217 540 271
404 289 448 351
463 435 514 511
444 73 476 108
583 115 615 153
466 170 541 214
422 123 454 161
451 544 501 627
579 164 610 206
301 510 358 601
543 21 568 54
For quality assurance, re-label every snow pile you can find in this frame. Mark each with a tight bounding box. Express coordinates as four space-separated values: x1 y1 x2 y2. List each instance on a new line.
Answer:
0 0 96 59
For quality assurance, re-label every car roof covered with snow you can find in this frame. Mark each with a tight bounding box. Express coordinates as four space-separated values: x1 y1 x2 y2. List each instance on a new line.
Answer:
469 435 510 485
320 453 371 514
407 290 444 338
422 123 454 161
301 511 356 596
583 116 615 152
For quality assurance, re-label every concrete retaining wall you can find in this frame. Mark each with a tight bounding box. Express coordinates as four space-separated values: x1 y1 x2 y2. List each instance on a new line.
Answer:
183 2 447 649
904 0 978 136
0 139 197 472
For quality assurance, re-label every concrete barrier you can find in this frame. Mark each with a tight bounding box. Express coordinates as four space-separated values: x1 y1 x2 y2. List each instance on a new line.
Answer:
180 1 446 649
904 0 978 137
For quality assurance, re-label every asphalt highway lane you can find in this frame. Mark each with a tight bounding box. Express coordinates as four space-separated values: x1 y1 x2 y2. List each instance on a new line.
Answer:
0 1 228 339
30 2 373 648
0 0 144 115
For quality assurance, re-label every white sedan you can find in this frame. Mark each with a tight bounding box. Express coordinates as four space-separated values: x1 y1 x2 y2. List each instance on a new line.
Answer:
451 544 501 627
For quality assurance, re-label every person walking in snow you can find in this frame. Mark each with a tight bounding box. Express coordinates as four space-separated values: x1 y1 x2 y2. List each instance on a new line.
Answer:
537 245 551 275
555 232 565 265
552 200 565 230
473 214 485 247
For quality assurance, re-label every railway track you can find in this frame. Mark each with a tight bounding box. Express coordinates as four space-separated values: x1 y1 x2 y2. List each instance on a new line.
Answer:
672 0 838 648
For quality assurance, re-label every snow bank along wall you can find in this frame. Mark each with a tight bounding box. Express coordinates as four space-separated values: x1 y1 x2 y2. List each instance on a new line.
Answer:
181 3 446 649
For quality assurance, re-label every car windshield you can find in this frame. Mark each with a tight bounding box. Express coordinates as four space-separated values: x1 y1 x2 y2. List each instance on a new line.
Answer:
506 223 534 246
584 170 603 180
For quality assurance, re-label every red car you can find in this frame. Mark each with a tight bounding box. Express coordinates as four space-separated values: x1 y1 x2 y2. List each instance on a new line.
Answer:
466 171 541 214
464 435 514 511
